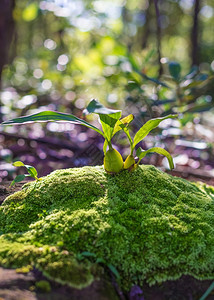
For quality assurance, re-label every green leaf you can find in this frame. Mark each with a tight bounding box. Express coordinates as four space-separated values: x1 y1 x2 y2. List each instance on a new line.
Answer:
13 161 25 167
184 103 213 113
136 147 174 170
10 174 26 187
22 3 38 22
106 114 135 151
2 111 104 137
25 165 38 179
107 264 120 279
133 115 177 148
84 99 121 143
112 114 134 136
99 113 121 143
128 55 169 88
96 258 106 264
169 62 181 81
199 281 214 300
83 99 121 115
80 251 96 258
103 139 108 154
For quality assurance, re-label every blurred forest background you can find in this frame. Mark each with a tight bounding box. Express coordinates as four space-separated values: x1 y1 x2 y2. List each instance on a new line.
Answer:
0 0 213 184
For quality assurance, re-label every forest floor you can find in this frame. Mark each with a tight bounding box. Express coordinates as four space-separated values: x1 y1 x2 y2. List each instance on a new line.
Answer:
0 172 214 300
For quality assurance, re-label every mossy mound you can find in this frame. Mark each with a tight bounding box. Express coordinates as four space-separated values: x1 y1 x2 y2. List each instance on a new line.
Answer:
0 165 214 289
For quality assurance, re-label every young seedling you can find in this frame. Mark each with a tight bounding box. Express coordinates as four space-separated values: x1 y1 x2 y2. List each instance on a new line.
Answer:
2 99 177 174
10 161 40 187
118 114 178 171
2 100 132 174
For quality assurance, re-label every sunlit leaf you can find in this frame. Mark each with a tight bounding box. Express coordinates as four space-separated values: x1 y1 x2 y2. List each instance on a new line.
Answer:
2 111 104 136
112 114 134 149
133 115 177 148
99 113 121 143
112 114 134 136
13 161 25 167
25 165 38 179
136 147 174 170
103 139 108 154
84 99 121 143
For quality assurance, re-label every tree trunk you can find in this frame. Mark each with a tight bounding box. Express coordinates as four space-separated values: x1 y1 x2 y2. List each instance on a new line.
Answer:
142 4 152 49
0 0 15 121
153 0 163 77
191 0 201 66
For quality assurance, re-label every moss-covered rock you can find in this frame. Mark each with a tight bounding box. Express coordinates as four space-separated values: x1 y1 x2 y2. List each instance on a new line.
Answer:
0 165 214 289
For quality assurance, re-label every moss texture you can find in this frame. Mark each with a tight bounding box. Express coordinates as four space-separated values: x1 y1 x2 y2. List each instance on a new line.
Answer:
0 165 214 289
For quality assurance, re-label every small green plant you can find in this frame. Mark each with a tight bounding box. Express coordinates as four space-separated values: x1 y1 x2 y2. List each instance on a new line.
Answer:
76 251 120 280
10 161 40 187
2 99 177 174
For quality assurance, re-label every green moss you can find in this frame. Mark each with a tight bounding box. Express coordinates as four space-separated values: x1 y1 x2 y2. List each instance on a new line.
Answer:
0 165 214 289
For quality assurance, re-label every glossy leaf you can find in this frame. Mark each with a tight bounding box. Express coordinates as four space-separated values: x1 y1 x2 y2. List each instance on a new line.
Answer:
84 99 121 143
83 99 121 115
10 174 26 187
2 110 104 136
112 114 134 136
99 113 121 143
136 147 174 170
13 161 25 167
133 115 177 148
25 165 38 179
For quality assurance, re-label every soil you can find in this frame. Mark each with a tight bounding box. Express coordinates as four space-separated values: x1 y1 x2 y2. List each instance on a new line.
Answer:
0 178 214 300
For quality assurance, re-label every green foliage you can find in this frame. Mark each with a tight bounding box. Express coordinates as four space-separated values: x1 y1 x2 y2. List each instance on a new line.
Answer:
3 110 103 136
136 147 174 169
2 100 176 173
10 161 40 187
83 99 121 146
0 165 214 288
2 0 213 135
168 62 181 81
126 55 213 121
35 280 51 293
133 115 177 148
